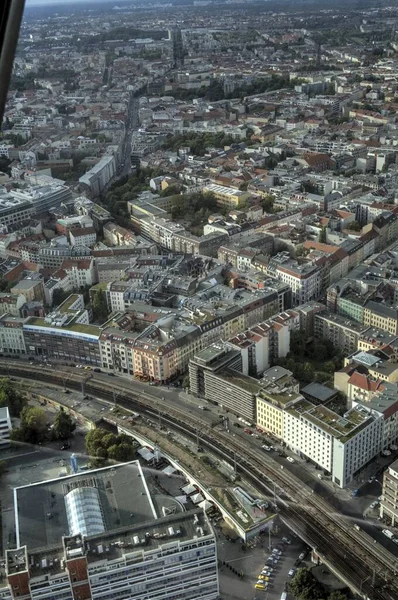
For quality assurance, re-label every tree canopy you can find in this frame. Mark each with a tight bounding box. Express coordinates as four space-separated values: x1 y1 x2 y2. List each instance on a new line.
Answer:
92 291 109 323
275 332 343 384
85 428 135 465
288 568 324 600
52 408 76 440
11 406 47 444
0 378 26 417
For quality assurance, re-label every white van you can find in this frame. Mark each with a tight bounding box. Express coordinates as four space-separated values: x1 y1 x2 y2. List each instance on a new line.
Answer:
382 529 394 539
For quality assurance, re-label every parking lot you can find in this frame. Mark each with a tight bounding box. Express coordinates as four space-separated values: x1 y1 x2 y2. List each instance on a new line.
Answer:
218 523 307 600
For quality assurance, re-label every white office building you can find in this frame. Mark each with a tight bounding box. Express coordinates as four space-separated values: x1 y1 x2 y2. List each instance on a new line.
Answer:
284 400 383 487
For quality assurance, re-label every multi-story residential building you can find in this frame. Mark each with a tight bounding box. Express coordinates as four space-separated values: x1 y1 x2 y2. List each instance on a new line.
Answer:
0 314 26 355
267 252 321 306
1 462 219 600
314 312 367 354
11 279 44 303
99 327 136 374
203 183 250 209
0 407 11 448
256 366 301 438
61 258 98 290
69 226 97 247
346 371 385 404
363 300 398 336
380 459 398 527
228 318 290 377
0 293 25 317
131 287 279 382
38 243 92 269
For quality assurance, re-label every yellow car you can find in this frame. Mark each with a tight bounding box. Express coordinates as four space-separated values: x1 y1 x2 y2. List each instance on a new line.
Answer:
257 575 270 581
255 582 265 590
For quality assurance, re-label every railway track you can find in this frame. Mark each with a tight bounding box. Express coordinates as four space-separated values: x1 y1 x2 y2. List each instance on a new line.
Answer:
4 363 398 600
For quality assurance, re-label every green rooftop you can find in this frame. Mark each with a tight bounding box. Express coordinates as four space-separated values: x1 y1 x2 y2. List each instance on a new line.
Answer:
26 317 100 336
58 294 80 313
219 369 264 395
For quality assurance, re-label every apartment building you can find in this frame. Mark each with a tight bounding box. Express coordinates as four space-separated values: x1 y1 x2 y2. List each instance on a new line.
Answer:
267 252 321 306
0 407 11 448
203 183 250 209
69 226 97 247
228 318 290 377
0 315 26 355
380 459 398 526
363 301 398 336
2 462 218 600
99 328 136 374
256 366 301 438
314 312 367 354
132 288 279 382
60 258 98 289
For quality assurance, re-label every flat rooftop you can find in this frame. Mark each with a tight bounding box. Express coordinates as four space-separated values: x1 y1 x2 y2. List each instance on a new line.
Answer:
15 461 158 551
26 508 213 579
24 317 100 336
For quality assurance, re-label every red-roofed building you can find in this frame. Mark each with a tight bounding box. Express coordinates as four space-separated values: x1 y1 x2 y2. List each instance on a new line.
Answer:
302 153 336 172
347 371 384 403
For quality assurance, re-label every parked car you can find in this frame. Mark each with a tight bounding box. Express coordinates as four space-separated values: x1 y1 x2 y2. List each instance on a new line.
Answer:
255 581 266 590
382 450 392 456
282 537 292 545
368 476 375 483
244 428 253 435
299 552 306 560
262 444 271 451
288 568 296 577
390 444 398 451
287 456 295 463
61 443 70 450
369 501 379 509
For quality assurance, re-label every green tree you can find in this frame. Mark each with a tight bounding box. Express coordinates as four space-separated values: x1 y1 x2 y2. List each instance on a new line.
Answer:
313 343 328 361
0 378 26 416
108 442 135 462
324 360 337 374
347 220 361 232
12 406 47 444
318 227 327 243
52 407 76 440
261 194 275 214
328 592 347 600
288 567 324 600
92 291 109 323
85 428 135 464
